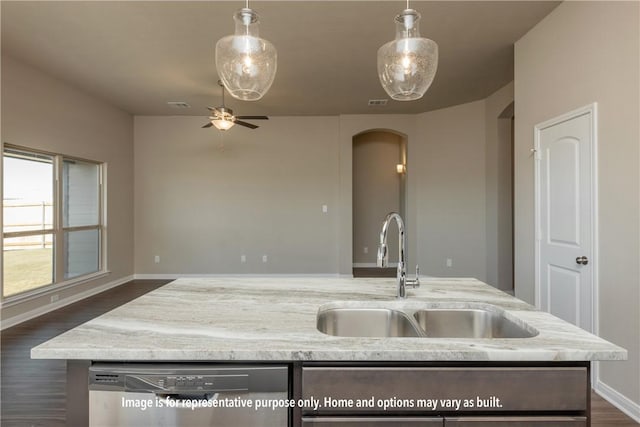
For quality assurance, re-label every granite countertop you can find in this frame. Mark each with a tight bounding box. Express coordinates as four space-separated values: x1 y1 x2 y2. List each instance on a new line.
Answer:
31 277 627 362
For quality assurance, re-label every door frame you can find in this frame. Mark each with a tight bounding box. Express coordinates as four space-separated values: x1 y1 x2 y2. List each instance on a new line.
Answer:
533 102 598 335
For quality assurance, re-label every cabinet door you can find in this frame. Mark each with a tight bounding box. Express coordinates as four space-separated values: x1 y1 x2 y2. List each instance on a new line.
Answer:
302 417 442 426
444 416 587 426
302 367 587 414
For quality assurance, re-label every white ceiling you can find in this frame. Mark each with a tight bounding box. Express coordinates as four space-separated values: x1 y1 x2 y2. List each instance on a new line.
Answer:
1 1 559 117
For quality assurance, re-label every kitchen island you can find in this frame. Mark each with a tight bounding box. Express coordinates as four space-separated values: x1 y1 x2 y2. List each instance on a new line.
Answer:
31 277 627 426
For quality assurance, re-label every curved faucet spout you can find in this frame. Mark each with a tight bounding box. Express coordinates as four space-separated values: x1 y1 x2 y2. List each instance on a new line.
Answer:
377 212 404 268
376 212 419 298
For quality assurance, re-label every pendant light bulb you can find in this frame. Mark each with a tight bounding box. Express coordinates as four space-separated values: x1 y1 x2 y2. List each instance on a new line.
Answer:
377 8 438 101
215 7 277 101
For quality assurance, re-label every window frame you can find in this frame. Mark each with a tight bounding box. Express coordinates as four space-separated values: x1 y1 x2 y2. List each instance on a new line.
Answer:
2 144 107 301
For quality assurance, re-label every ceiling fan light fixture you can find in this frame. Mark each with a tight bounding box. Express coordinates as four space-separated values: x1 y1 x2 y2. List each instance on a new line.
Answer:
212 118 235 131
202 83 268 131
377 8 438 101
215 7 277 101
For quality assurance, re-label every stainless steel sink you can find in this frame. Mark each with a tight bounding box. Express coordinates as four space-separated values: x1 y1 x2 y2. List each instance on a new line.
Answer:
317 308 421 337
413 308 538 338
317 305 538 339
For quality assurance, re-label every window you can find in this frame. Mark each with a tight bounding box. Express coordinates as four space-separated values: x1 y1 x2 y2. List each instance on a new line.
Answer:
2 146 104 299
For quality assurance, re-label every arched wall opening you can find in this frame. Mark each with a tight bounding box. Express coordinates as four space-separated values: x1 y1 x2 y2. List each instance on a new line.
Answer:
351 129 407 276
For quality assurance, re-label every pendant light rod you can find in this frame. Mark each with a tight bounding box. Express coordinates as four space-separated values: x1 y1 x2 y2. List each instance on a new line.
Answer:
218 80 226 106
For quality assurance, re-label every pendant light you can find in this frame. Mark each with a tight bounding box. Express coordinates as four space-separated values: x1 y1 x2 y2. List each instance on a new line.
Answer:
215 1 277 101
377 2 438 101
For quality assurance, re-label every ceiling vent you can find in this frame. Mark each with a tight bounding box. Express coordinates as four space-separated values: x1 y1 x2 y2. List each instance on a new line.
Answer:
368 99 388 107
167 101 191 109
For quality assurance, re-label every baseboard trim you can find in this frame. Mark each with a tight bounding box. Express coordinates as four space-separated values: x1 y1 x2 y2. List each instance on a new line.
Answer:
595 377 640 423
353 263 398 268
1 274 134 330
134 273 344 280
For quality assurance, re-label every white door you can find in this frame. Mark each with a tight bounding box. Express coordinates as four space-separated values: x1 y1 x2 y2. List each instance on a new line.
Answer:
535 104 596 332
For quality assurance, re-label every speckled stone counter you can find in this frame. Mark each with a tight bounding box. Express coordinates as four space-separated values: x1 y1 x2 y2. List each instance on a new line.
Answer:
30 277 627 361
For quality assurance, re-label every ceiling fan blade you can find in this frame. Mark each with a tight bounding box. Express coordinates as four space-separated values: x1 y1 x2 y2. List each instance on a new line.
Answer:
234 120 259 129
236 115 269 120
202 122 214 128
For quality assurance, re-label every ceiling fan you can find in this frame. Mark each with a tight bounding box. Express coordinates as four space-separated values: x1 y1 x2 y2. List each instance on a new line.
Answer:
202 81 269 131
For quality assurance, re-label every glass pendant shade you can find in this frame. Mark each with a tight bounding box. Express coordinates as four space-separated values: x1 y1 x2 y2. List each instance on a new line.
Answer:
377 9 438 101
215 8 277 101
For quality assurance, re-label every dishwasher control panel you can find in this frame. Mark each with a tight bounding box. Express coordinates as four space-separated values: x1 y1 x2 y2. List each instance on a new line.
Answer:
126 373 249 392
89 363 288 393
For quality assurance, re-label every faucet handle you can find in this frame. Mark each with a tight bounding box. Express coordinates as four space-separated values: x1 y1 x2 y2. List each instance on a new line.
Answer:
407 265 420 288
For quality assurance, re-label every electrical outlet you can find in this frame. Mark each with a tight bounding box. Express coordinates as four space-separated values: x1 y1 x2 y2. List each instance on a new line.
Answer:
50 294 59 303
154 255 160 264
262 255 268 263
241 255 246 263
322 205 328 213
446 258 453 268
364 247 369 254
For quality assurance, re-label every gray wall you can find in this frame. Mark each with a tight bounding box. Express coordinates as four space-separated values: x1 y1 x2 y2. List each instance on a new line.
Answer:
134 116 340 274
411 89 514 284
134 94 514 285
485 83 515 292
1 54 134 322
514 0 639 409
352 131 402 266
414 100 489 280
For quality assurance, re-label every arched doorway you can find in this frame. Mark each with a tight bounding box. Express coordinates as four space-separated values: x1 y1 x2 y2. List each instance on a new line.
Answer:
352 130 407 277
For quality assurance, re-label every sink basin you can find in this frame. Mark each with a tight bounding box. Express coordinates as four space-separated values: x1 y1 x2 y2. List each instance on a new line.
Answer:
317 308 421 337
413 308 538 338
317 305 538 339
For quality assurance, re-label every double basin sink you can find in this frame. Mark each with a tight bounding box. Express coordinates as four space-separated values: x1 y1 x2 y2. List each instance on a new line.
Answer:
317 304 538 339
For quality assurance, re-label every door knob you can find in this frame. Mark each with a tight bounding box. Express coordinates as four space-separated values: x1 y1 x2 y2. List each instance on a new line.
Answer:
576 256 589 265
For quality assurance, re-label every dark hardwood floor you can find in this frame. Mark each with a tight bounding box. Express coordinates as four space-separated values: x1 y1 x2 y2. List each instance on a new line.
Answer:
1 279 638 426
1 279 170 427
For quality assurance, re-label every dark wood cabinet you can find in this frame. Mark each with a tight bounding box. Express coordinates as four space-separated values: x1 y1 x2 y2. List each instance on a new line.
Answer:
301 366 588 414
295 362 590 427
444 416 587 426
302 417 442 426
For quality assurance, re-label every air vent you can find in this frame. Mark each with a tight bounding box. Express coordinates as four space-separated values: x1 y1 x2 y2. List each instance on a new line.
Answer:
368 99 388 107
167 101 191 109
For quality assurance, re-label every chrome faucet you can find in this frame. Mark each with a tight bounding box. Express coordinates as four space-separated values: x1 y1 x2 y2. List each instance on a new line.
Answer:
376 212 420 298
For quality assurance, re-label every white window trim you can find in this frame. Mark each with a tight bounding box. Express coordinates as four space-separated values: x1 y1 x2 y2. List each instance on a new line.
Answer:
2 144 108 301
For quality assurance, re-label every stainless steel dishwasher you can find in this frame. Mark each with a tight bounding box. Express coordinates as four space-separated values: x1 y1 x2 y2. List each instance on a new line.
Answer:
89 363 289 427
